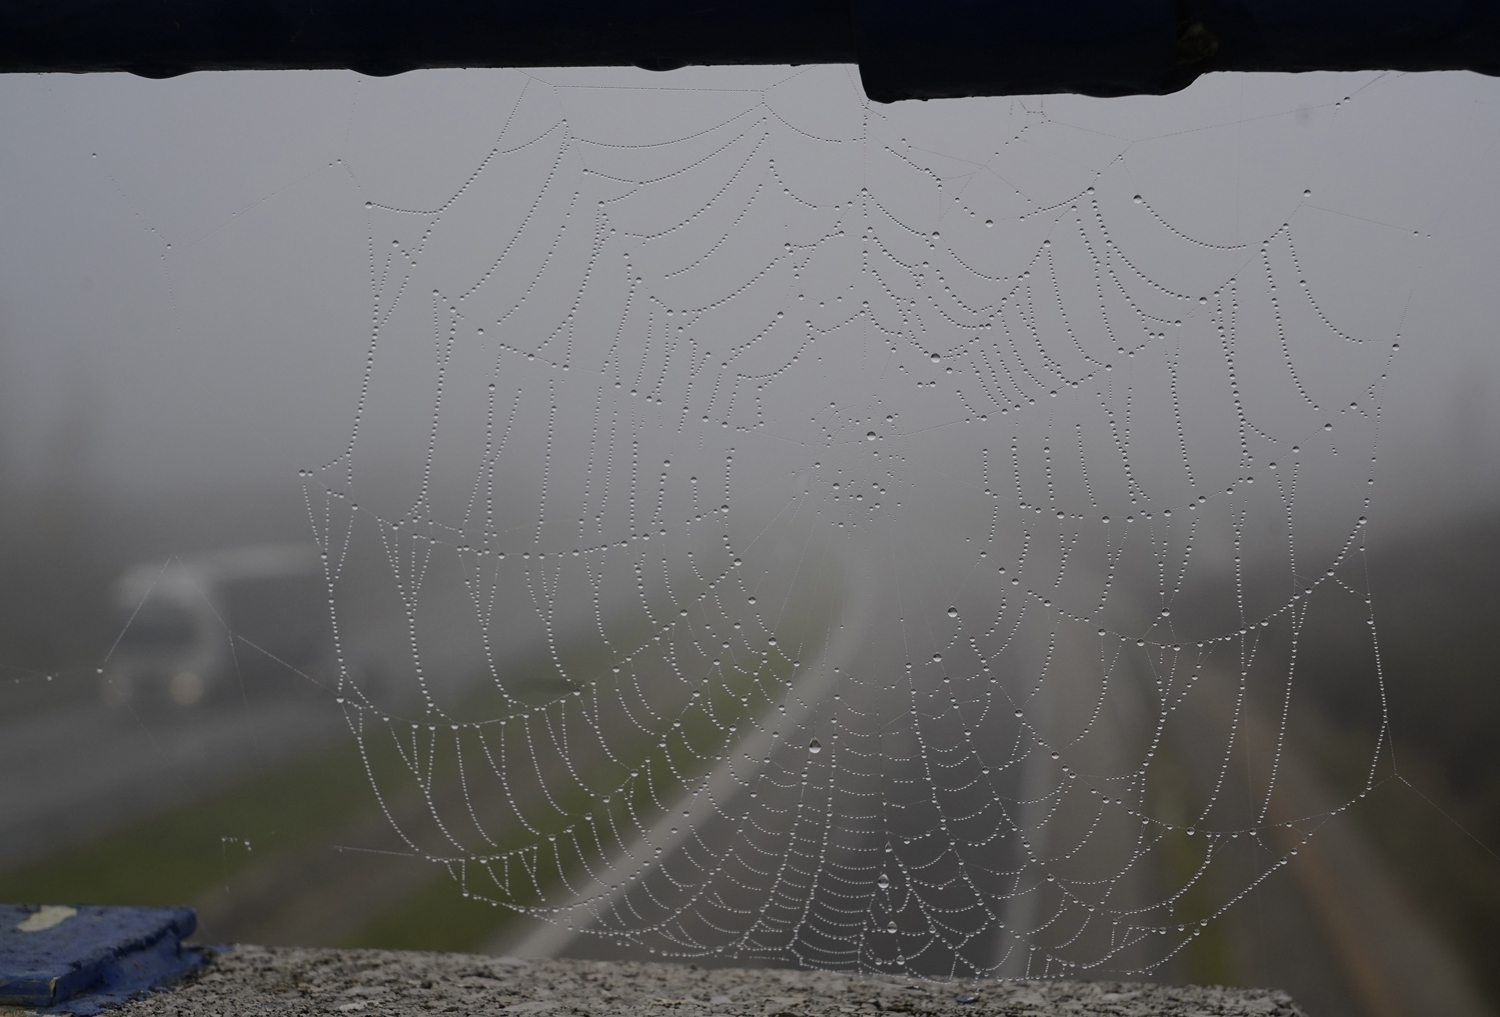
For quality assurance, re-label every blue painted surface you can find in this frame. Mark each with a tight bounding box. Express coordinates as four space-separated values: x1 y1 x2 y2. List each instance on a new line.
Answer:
0 905 204 1014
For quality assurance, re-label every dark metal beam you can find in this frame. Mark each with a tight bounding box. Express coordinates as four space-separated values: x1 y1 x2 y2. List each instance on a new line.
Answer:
1 0 1496 100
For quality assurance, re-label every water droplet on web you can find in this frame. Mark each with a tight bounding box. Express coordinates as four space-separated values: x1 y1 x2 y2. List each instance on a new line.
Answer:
277 106 1411 968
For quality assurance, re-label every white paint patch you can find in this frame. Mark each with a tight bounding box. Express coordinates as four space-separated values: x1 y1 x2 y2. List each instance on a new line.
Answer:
16 905 77 932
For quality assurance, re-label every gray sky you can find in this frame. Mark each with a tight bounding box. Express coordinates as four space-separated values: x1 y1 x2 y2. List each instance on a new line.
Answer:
1 64 1499 650
1 66 1496 528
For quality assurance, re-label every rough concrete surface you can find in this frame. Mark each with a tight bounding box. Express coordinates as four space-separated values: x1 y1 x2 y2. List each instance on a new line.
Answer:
94 945 1302 1017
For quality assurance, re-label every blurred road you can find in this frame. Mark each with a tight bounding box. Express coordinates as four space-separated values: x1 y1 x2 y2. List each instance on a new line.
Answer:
0 695 343 869
495 559 1137 976
495 559 884 962
1178 664 1494 1017
5 573 1489 1017
489 579 1495 1017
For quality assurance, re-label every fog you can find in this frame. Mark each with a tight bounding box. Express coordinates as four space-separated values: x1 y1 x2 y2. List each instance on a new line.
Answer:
3 69 1499 511
2 65 1499 1016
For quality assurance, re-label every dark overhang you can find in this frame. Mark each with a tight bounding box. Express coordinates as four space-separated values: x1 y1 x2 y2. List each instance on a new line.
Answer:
1 0 1497 101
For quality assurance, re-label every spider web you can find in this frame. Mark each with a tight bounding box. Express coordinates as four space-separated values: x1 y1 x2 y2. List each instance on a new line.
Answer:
305 66 1408 979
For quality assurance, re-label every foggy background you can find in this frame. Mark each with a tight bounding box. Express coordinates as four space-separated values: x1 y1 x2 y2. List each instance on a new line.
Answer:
2 65 1499 1017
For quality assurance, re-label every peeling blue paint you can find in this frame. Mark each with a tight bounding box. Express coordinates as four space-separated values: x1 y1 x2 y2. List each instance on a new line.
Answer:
1 905 204 1014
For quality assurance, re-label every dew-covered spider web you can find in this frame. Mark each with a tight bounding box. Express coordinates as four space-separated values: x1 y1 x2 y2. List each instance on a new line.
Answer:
305 67 1415 979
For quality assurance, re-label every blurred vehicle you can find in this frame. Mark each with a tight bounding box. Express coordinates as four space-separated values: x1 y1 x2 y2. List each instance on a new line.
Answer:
101 545 333 707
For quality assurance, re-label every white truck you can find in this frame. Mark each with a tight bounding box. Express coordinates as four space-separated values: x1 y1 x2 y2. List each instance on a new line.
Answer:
102 544 334 707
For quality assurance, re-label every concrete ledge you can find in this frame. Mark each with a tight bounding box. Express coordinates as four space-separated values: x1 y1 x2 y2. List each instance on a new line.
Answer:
100 945 1303 1017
